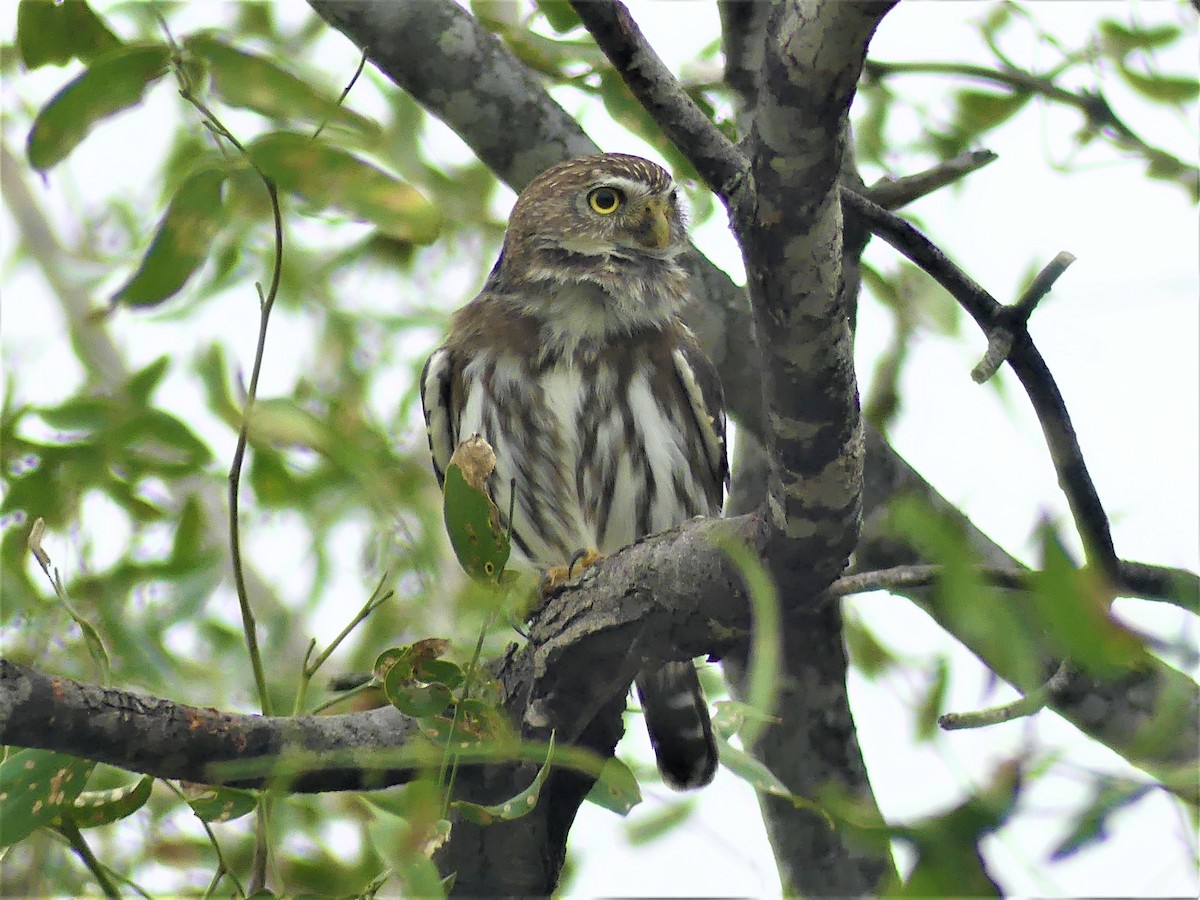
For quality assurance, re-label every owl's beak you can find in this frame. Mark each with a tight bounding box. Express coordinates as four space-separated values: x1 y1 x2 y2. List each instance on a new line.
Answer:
632 197 672 251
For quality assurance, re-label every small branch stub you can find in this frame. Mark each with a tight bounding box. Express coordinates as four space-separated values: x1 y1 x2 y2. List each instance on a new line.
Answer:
972 251 1076 384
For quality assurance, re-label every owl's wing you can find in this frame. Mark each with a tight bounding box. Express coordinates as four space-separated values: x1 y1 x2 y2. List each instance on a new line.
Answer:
420 347 457 488
671 334 729 509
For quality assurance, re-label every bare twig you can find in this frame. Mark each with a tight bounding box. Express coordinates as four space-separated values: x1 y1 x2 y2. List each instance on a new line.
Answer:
841 188 1119 577
312 46 369 140
972 251 1076 383
939 662 1070 730
568 0 750 217
866 149 999 209
832 561 1199 609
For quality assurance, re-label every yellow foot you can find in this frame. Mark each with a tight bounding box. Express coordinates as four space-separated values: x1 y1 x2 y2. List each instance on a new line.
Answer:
539 547 605 594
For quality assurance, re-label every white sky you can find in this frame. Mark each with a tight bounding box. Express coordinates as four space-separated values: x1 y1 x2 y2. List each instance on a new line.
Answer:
1 1 1197 897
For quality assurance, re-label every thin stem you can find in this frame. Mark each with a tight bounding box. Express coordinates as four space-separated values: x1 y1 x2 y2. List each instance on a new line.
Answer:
307 679 380 715
162 24 284 717
972 252 1075 384
57 818 120 899
439 611 497 819
865 59 1146 148
163 780 248 899
1014 251 1076 320
313 47 369 140
293 576 393 715
28 518 111 685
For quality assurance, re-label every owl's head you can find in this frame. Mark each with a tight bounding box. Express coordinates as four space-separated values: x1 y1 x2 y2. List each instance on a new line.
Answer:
486 154 693 343
505 153 688 263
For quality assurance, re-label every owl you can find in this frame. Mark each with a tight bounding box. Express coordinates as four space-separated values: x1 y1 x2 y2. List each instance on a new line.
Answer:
421 153 728 789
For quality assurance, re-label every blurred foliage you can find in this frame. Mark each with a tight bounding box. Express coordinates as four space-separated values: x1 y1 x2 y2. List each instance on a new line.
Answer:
0 0 1194 896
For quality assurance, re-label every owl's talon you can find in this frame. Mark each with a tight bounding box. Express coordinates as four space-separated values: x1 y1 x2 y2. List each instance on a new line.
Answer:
507 611 531 640
539 547 604 595
569 547 604 578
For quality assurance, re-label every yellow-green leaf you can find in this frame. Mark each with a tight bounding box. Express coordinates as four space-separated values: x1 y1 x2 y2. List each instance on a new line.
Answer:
0 750 95 847
1029 524 1147 677
184 784 257 823
452 733 555 824
584 757 642 816
1116 66 1199 104
626 798 694 845
112 165 228 307
183 34 379 139
27 43 170 171
65 775 154 829
954 88 1030 133
247 131 442 243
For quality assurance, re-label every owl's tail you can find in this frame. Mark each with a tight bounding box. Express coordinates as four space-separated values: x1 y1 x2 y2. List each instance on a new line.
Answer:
635 662 718 790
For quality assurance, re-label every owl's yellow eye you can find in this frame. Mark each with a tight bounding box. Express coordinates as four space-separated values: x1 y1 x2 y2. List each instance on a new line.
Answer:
587 187 624 215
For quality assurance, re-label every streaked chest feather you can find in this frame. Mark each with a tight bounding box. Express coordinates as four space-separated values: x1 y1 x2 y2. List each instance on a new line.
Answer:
454 351 711 566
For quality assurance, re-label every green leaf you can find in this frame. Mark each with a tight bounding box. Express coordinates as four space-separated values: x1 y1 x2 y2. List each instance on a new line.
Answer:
17 0 121 69
452 733 555 825
892 762 1019 898
844 615 898 679
1051 777 1153 861
66 775 154 828
887 496 1042 693
247 132 442 243
915 658 949 741
442 436 512 584
114 409 213 474
171 494 208 566
534 0 582 33
126 356 170 404
185 785 257 822
1115 66 1198 104
1028 524 1146 677
717 538 781 749
954 88 1030 133
716 739 788 798
626 798 695 845
1100 20 1183 58
183 34 379 138
112 165 228 307
710 700 780 742
415 658 464 691
388 680 454 719
0 750 95 846
584 758 642 816
27 43 171 171
196 344 242 426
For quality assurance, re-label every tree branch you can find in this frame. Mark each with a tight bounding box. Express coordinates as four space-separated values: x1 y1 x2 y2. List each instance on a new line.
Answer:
567 0 751 216
864 148 999 209
842 188 1119 577
831 561 1200 610
0 658 420 792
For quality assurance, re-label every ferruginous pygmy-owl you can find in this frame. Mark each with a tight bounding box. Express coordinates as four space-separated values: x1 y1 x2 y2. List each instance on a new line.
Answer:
421 153 728 789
